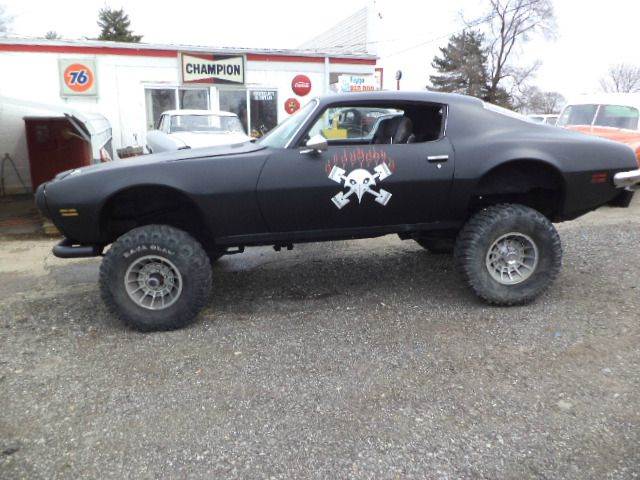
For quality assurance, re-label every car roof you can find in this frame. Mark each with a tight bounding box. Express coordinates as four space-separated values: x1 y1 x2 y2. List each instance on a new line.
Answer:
564 93 640 111
161 109 238 117
315 90 484 107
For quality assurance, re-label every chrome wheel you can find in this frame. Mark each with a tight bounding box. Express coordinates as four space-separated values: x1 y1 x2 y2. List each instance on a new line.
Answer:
124 255 183 310
485 232 538 285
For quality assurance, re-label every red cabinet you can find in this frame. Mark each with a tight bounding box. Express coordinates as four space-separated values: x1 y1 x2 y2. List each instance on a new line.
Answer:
24 117 92 190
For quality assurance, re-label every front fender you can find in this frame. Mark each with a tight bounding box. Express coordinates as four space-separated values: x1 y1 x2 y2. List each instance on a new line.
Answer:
43 148 270 245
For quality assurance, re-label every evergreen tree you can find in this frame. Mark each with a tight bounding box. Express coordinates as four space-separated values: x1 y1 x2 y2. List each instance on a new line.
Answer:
429 30 489 99
97 7 142 43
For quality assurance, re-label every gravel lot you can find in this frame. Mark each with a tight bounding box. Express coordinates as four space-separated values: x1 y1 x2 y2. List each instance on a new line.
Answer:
1 200 639 479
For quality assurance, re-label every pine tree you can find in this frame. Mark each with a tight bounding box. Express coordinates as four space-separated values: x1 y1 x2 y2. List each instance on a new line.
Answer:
429 30 489 100
97 7 142 43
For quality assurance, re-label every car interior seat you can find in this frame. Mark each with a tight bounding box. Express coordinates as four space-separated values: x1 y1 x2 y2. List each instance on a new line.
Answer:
373 116 415 144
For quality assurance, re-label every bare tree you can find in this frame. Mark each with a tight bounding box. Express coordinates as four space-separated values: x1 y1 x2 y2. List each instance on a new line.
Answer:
599 64 640 93
471 0 556 107
0 4 13 35
45 31 61 40
516 85 565 113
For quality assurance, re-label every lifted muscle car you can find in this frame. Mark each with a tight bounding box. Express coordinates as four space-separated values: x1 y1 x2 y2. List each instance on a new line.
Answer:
36 91 640 331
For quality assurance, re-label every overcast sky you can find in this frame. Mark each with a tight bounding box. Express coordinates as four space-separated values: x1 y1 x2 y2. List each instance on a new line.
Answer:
2 0 639 100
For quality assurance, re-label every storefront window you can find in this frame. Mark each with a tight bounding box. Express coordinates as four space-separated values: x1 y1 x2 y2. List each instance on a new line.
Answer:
145 87 210 130
179 89 209 110
219 89 248 133
145 89 175 130
250 90 278 137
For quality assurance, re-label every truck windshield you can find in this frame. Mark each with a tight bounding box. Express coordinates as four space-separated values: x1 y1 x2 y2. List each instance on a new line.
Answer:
558 104 640 129
259 100 318 148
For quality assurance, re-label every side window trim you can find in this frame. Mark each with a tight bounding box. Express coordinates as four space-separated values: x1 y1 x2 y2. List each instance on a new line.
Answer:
294 101 449 147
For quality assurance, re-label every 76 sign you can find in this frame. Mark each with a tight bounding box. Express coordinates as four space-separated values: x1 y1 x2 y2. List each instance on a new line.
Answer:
61 61 96 95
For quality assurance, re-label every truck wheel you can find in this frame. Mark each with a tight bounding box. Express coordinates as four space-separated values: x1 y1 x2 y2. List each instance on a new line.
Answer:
454 204 562 305
415 238 454 254
99 225 212 331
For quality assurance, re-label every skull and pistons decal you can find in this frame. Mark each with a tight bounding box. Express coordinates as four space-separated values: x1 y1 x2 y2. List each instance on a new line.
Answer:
325 147 396 210
328 163 393 209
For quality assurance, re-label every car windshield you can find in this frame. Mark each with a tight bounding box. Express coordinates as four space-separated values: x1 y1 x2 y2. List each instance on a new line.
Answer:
594 105 639 129
259 100 318 148
170 114 245 134
558 104 639 129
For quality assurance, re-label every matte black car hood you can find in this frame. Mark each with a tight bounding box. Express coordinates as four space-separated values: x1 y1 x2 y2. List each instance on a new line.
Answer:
58 141 265 179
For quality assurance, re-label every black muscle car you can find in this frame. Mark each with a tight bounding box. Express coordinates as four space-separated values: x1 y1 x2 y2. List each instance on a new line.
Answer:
35 91 640 331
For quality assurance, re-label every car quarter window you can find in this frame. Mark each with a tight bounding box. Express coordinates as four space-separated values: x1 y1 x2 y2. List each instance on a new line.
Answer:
303 103 446 146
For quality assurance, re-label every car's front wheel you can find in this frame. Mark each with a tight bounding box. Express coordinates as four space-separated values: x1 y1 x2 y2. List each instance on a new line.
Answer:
454 204 562 305
99 224 212 331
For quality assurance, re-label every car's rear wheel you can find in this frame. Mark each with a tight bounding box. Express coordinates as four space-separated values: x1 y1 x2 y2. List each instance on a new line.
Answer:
100 224 212 331
454 204 562 305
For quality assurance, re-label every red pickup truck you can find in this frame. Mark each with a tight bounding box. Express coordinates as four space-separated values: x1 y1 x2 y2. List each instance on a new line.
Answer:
558 94 640 166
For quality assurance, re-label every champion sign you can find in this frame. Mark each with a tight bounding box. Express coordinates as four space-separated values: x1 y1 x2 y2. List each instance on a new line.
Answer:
181 53 245 85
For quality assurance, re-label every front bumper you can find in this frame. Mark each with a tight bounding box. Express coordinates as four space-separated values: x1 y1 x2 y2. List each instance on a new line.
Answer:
35 183 49 218
614 169 640 190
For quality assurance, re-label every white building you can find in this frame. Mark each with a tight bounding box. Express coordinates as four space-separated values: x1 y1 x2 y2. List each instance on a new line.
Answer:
0 37 377 193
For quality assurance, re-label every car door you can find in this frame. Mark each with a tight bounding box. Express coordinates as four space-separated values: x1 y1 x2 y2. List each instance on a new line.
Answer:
256 103 455 233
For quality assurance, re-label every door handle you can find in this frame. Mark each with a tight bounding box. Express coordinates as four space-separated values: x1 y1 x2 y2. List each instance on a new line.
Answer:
427 155 449 163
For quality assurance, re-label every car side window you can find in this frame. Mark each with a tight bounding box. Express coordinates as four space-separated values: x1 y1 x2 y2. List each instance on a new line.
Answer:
303 103 445 146
307 106 398 142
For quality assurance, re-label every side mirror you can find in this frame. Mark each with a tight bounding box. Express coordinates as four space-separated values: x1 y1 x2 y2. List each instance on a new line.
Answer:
300 134 328 154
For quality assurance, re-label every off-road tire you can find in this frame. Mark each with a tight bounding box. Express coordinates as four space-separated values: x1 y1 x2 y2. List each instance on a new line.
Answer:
415 238 455 254
454 204 562 305
100 224 212 331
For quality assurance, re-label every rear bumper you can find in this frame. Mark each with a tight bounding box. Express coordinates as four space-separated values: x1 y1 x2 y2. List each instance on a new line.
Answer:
53 238 103 259
614 169 640 189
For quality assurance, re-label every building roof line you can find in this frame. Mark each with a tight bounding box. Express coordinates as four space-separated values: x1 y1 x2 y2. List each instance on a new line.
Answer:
0 37 377 62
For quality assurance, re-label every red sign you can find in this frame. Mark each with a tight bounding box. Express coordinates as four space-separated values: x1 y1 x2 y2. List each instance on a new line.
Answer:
291 75 312 96
284 98 301 114
63 63 95 93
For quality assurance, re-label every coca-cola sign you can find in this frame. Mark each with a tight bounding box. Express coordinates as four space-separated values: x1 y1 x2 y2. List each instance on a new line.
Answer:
291 75 312 96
